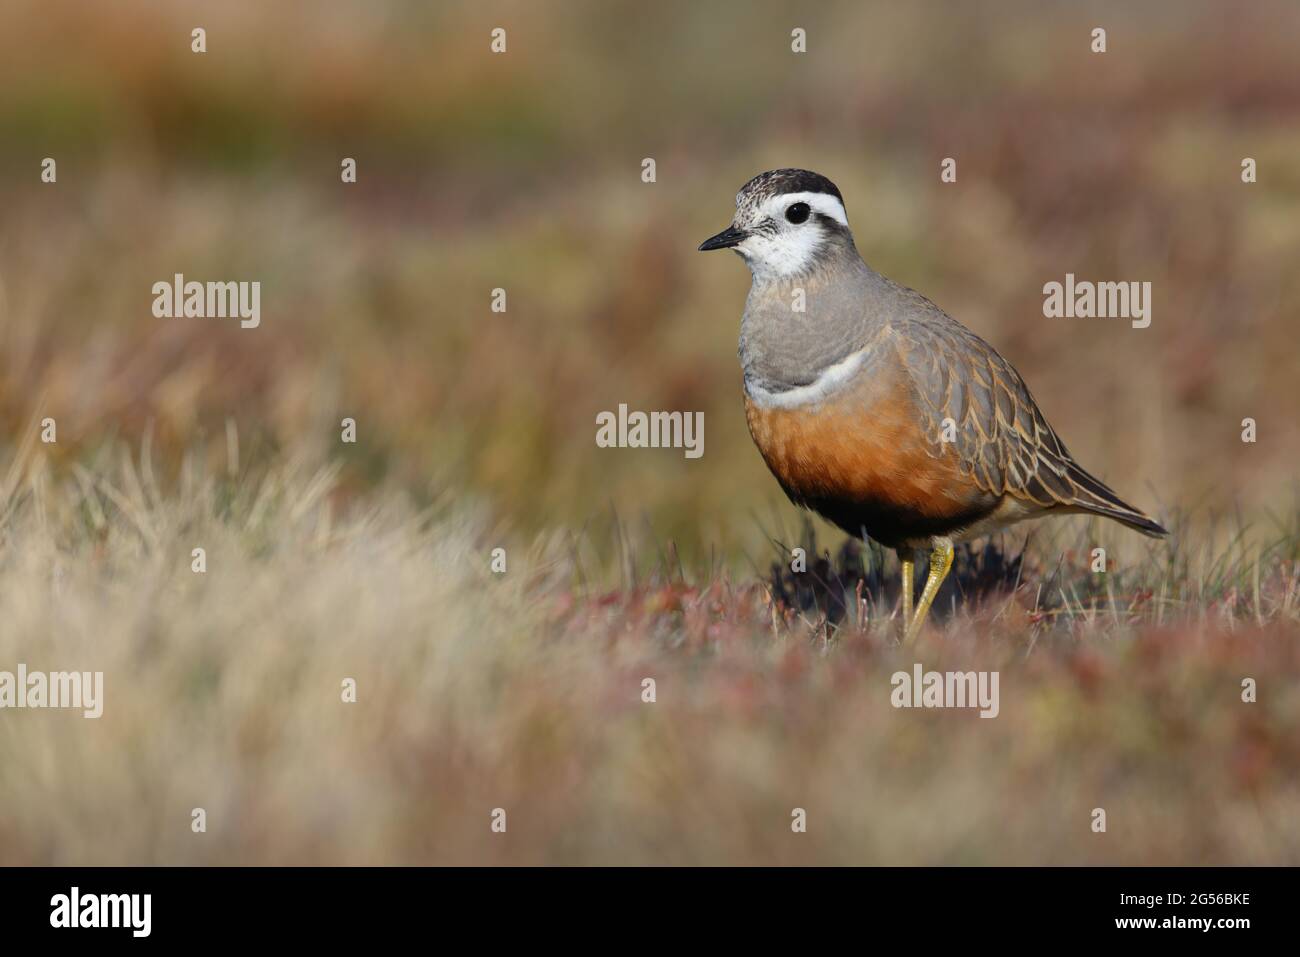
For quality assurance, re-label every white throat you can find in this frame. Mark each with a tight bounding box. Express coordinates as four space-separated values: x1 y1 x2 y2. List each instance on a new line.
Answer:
736 192 850 282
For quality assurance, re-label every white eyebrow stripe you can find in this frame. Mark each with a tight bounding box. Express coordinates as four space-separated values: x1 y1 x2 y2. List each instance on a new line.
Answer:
745 347 866 408
760 191 849 227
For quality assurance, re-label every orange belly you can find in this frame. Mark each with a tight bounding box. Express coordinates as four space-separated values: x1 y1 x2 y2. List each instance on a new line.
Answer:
743 378 997 547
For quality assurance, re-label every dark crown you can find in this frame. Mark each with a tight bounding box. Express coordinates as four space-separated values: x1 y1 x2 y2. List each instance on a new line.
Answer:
737 168 843 205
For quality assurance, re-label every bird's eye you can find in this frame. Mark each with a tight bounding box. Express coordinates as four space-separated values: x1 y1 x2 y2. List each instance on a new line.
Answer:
785 202 811 224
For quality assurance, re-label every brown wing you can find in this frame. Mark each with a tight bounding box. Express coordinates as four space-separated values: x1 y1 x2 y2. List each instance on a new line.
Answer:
889 293 1166 537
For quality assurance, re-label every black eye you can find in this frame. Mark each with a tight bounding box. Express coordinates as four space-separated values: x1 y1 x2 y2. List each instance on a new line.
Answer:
785 202 811 224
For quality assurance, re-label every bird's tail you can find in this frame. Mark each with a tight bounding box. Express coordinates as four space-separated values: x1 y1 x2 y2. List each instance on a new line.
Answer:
1063 462 1168 538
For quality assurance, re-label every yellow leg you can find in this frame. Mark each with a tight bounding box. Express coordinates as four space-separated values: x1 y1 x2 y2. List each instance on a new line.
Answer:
898 552 914 634
903 538 954 645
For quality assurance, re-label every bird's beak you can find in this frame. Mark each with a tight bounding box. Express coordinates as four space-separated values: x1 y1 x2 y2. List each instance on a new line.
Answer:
697 225 747 251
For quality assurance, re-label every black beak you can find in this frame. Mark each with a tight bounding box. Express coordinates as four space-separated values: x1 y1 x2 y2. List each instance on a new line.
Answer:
698 225 747 251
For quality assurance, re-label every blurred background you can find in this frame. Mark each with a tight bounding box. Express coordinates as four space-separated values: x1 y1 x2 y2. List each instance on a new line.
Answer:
2 0 1298 564
2 0 1300 869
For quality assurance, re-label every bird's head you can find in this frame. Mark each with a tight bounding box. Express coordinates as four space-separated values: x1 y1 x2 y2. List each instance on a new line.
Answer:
698 168 854 281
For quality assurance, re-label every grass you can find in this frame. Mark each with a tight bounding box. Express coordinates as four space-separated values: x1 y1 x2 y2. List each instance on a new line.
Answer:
0 440 1296 865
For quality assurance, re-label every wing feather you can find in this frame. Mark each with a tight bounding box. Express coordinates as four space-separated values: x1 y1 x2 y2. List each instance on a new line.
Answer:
886 288 1167 537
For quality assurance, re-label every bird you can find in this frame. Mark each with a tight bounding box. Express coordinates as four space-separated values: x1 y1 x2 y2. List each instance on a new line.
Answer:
698 168 1167 643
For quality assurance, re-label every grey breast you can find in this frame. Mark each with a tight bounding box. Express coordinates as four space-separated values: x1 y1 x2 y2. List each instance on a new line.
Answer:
738 253 895 398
